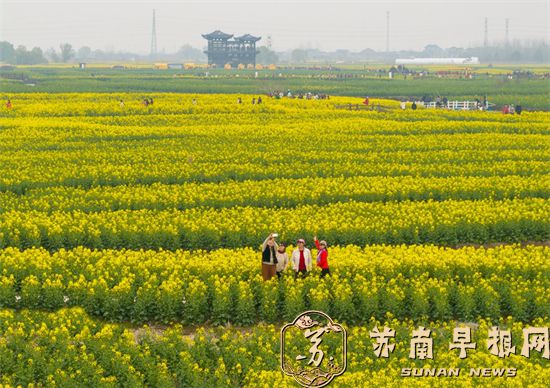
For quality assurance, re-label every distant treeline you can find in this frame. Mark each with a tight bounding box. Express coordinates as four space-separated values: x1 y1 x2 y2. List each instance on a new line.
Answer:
285 42 550 64
1 40 549 65
0 42 48 65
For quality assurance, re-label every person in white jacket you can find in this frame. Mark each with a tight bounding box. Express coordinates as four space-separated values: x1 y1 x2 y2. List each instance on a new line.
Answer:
291 238 312 279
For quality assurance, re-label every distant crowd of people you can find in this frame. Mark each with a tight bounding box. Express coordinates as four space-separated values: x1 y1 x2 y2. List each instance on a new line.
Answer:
121 91 327 108
268 90 330 100
261 233 330 281
390 95 525 113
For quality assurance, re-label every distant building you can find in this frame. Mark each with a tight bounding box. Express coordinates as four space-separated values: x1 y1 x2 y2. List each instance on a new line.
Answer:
395 57 480 65
79 63 86 69
167 63 184 69
202 30 261 68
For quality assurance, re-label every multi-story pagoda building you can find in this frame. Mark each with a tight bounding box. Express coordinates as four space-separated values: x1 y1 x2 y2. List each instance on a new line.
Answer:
202 30 261 68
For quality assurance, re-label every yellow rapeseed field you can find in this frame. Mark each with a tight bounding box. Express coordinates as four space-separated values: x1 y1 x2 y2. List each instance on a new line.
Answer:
0 93 548 386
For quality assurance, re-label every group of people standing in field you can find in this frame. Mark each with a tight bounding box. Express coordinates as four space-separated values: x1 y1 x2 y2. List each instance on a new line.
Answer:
267 90 330 100
363 96 386 111
261 233 330 281
237 96 263 104
142 97 154 107
502 104 522 115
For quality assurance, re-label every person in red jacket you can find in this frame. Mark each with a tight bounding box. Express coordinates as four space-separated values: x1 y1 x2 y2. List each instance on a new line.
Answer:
314 236 330 278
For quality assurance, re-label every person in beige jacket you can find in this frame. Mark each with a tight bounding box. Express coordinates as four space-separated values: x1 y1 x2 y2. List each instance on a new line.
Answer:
291 238 312 279
275 243 289 278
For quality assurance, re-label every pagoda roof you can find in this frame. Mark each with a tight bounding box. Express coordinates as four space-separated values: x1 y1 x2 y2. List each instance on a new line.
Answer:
234 34 261 42
202 30 233 40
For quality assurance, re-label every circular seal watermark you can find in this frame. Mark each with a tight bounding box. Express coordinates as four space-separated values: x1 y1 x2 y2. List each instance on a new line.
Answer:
281 310 347 387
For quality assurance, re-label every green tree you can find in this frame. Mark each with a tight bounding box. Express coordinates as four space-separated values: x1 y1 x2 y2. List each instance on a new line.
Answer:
46 48 60 62
14 45 47 64
423 44 444 57
0 41 16 63
291 48 308 64
29 47 47 64
59 43 75 62
256 46 278 65
77 46 92 59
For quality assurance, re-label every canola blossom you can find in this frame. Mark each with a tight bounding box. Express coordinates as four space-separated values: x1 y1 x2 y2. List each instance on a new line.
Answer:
0 92 548 386
0 308 547 387
0 245 547 324
0 198 548 250
0 94 548 194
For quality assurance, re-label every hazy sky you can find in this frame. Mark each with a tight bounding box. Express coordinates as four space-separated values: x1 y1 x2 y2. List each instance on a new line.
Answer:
1 0 548 53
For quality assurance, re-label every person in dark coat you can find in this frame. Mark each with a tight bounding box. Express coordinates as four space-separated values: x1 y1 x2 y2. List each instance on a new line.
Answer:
261 233 278 281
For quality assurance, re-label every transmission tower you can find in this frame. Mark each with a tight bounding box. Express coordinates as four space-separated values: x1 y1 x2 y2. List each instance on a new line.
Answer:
386 11 390 52
505 18 509 45
151 9 157 56
484 17 488 47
